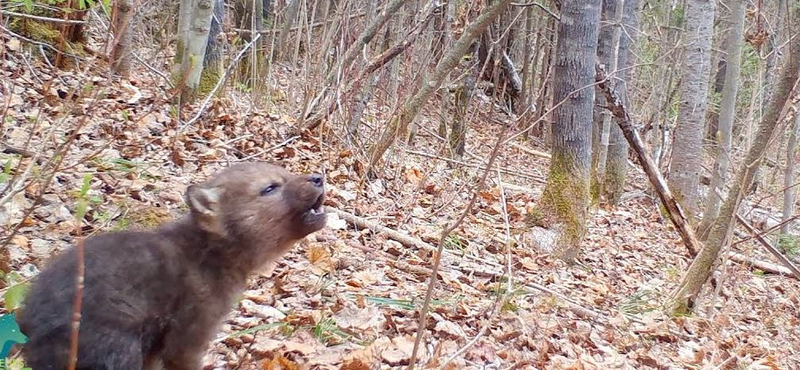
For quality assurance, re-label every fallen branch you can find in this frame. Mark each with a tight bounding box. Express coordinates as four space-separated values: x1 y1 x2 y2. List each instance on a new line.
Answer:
735 213 800 279
595 64 700 256
728 252 795 277
325 208 620 330
509 141 551 159
324 206 438 254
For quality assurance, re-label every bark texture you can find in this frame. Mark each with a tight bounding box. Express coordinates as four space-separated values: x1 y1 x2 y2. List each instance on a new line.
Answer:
667 4 800 315
783 114 800 235
541 0 602 262
603 0 640 205
176 0 217 102
110 0 136 77
668 0 715 217
697 0 745 238
591 0 622 201
276 0 301 60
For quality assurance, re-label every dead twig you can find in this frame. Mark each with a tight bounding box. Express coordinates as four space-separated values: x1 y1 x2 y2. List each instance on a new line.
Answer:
178 33 262 132
404 149 545 182
406 122 512 370
437 170 516 369
735 213 800 279
1 9 86 23
67 234 85 370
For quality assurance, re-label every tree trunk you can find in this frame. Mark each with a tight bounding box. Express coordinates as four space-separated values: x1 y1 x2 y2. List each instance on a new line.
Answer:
667 0 715 218
539 0 602 263
696 0 745 239
233 0 268 87
200 0 226 95
346 0 380 146
532 20 556 143
603 0 640 205
762 0 787 115
438 0 456 138
666 3 800 316
450 46 479 160
175 0 217 103
110 0 136 77
365 0 515 175
518 6 536 116
591 0 622 202
276 0 301 60
783 114 800 235
327 0 407 83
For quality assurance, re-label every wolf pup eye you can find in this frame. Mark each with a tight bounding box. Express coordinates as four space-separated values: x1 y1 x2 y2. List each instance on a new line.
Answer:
260 184 279 196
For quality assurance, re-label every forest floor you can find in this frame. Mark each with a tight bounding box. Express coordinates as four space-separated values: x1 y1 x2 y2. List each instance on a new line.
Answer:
1 27 800 370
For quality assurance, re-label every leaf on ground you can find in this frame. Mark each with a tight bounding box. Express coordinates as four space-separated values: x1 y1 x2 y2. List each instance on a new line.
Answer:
261 353 300 370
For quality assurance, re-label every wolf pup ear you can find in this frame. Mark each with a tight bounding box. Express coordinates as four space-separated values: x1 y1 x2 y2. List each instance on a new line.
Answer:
186 184 225 236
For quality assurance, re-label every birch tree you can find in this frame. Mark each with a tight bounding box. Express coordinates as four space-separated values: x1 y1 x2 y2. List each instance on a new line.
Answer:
591 0 622 201
667 3 800 315
604 0 640 205
697 0 746 238
175 0 217 102
668 0 715 217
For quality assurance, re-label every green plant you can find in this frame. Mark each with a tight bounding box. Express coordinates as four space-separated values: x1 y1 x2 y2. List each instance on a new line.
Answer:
2 272 29 312
777 234 800 258
311 314 349 345
618 289 657 316
0 159 13 184
444 234 466 252
361 295 459 310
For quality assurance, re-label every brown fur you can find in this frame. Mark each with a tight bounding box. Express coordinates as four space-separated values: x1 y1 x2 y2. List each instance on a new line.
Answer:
17 163 327 370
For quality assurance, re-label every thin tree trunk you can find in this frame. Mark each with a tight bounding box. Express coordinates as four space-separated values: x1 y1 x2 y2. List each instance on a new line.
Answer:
668 0 715 217
591 0 621 202
346 0 380 146
596 64 701 257
327 0 407 83
604 0 640 205
233 0 267 87
365 0 515 175
199 0 225 95
519 6 535 116
450 46 479 160
176 0 217 103
539 0 602 263
696 0 745 239
276 0 301 59
762 0 787 115
666 4 800 316
438 0 456 138
782 114 800 234
110 0 136 77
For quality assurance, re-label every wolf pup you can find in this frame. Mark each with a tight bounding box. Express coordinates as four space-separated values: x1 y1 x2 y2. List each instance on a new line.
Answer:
18 162 327 370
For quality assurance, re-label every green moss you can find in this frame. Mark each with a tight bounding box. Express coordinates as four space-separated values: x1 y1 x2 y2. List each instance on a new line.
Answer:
236 52 269 89
525 207 546 228
536 156 590 262
590 174 602 205
603 163 626 206
10 18 60 44
198 66 222 96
